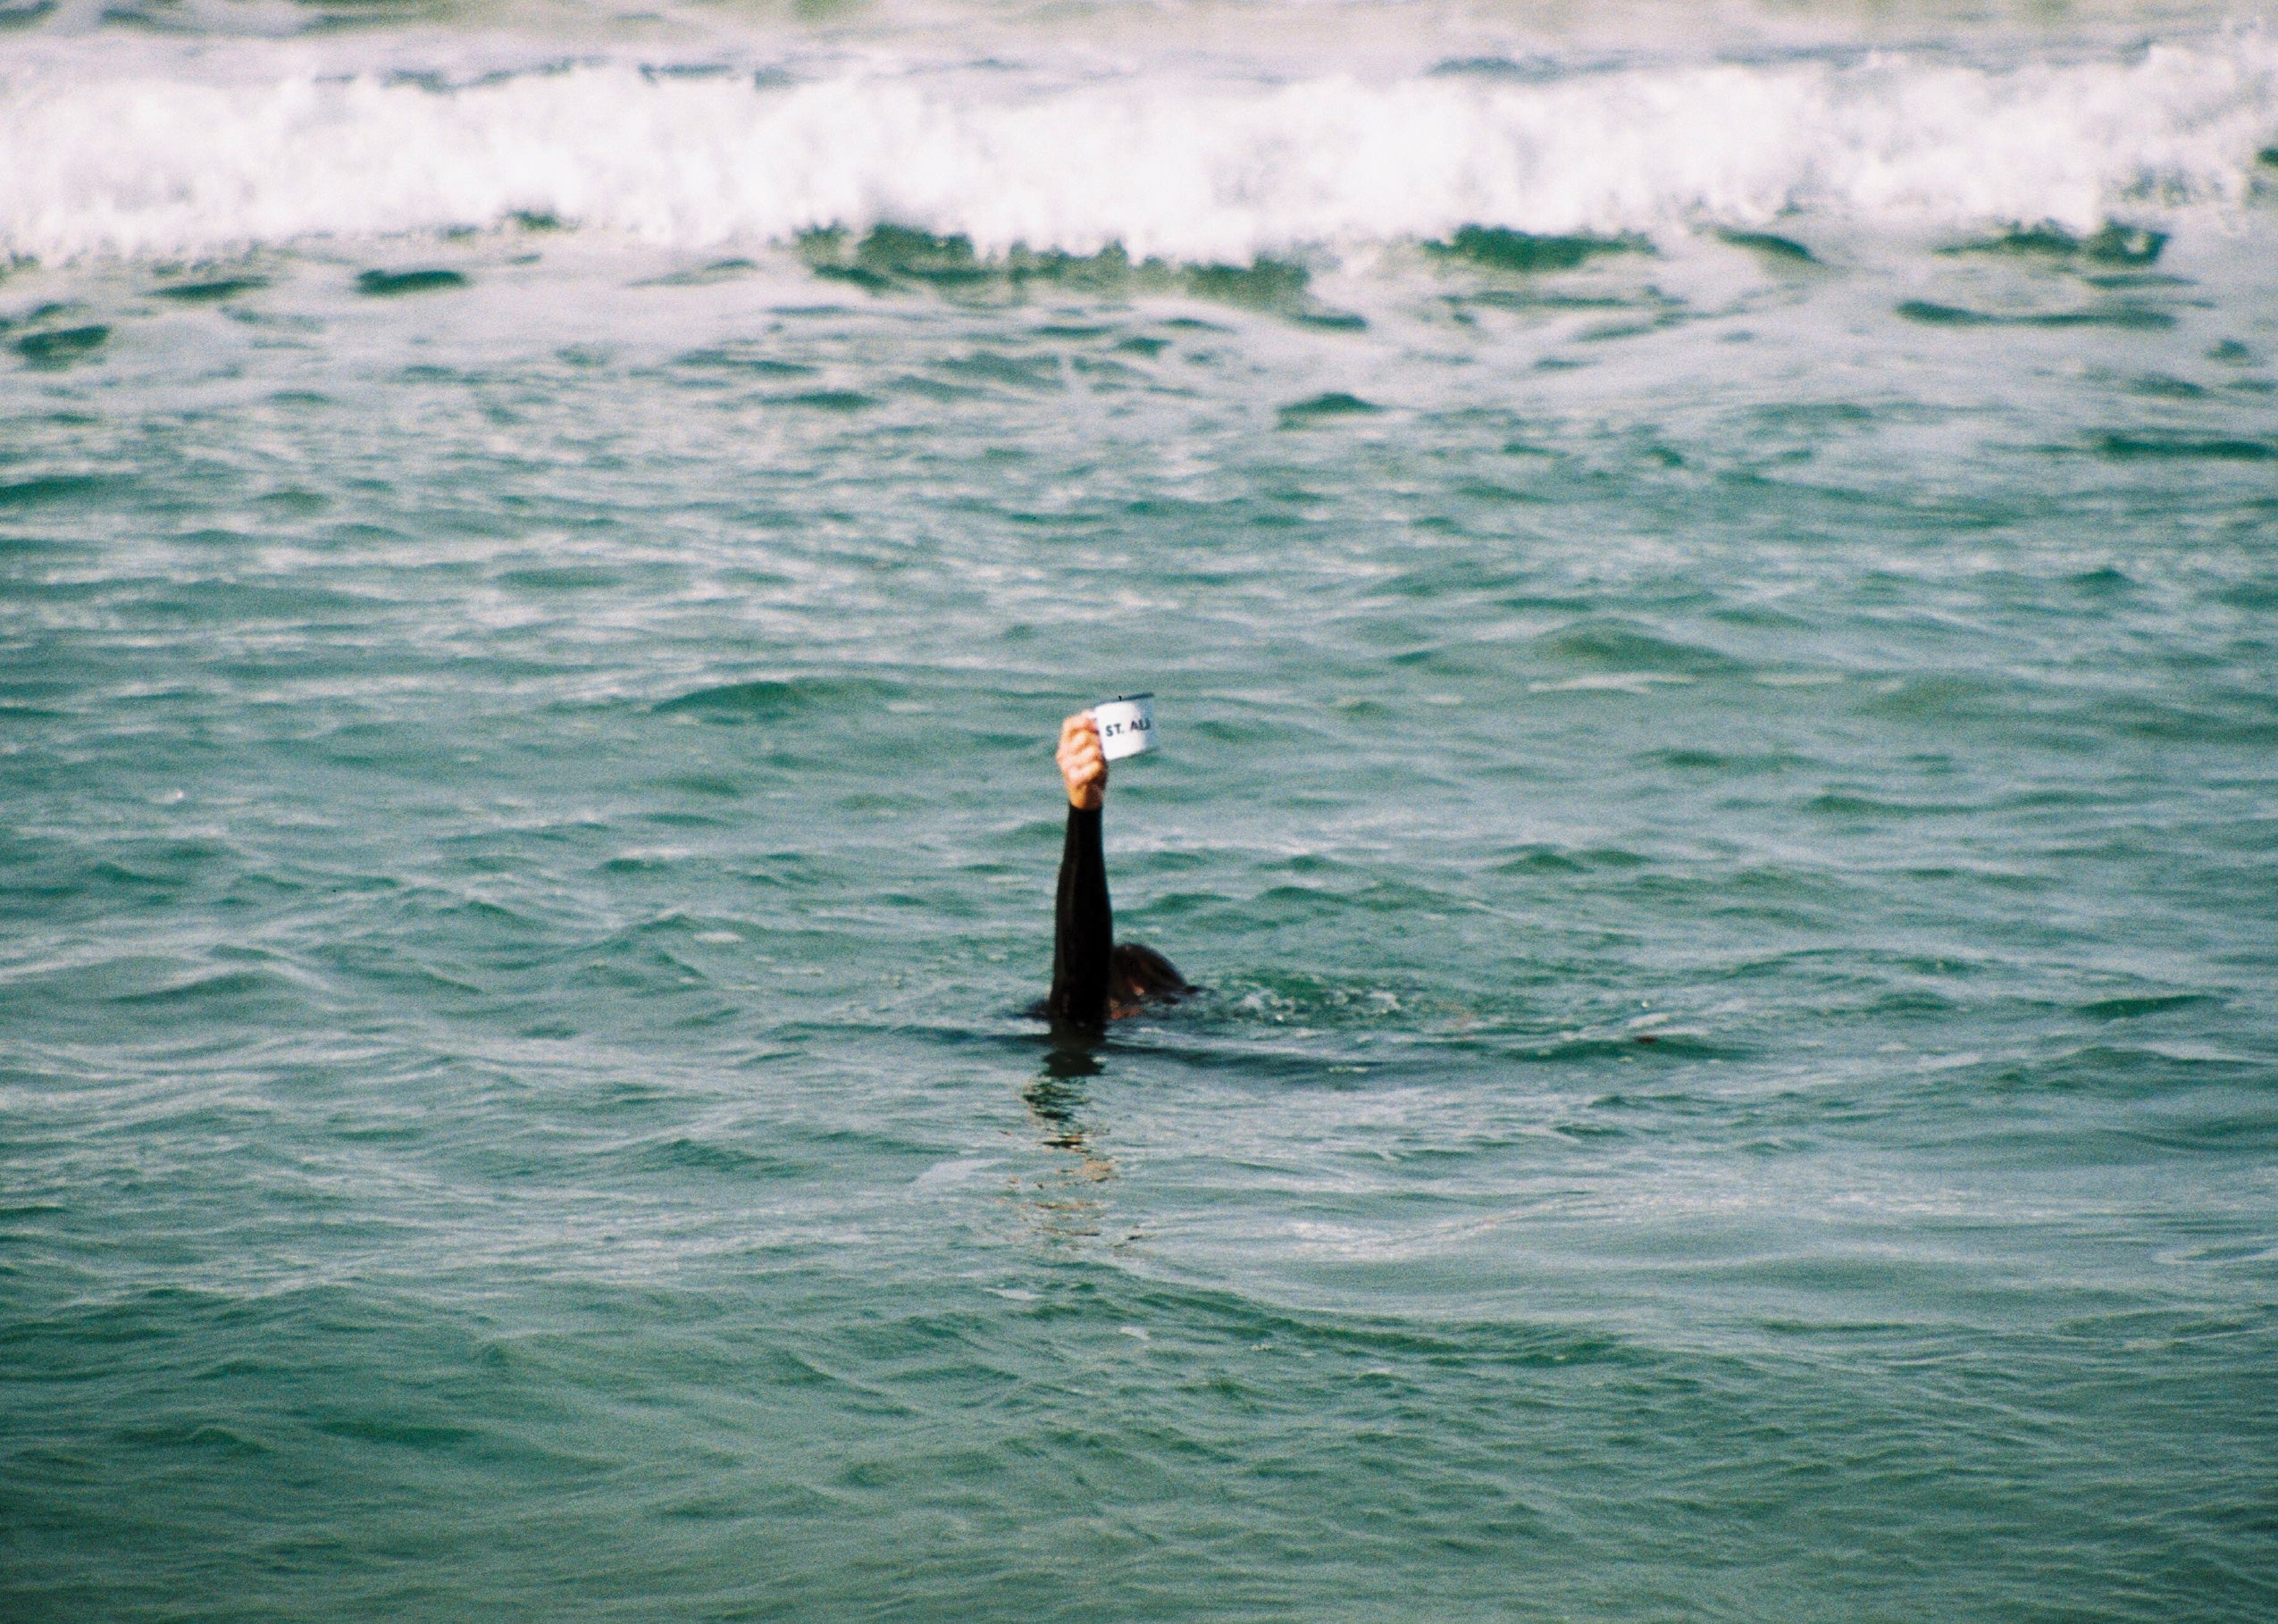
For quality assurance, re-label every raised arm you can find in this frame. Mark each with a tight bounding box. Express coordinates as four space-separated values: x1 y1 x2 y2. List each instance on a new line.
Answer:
1047 711 1113 1027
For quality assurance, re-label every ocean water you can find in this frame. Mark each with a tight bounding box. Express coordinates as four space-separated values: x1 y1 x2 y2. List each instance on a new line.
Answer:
4 3 2276 1618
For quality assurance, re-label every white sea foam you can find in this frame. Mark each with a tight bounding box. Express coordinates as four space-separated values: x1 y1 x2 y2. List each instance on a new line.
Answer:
0 32 2271 262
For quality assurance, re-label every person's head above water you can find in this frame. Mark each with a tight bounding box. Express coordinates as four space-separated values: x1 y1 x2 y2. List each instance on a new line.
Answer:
1048 709 1191 1021
1107 940 1189 1013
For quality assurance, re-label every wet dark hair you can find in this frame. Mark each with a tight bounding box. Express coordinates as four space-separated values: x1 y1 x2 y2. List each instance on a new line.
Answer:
1107 942 1191 1016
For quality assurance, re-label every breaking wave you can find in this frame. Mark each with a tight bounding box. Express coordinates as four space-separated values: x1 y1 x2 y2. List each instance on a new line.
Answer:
0 32 2272 262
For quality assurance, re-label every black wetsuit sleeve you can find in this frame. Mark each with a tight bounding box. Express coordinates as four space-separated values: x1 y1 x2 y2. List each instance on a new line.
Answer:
1047 804 1113 1026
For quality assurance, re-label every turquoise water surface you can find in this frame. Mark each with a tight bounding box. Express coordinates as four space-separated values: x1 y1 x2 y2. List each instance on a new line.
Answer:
4 4 2277 1619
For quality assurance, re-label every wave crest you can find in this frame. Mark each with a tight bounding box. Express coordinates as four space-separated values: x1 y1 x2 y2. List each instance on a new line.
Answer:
0 37 2272 261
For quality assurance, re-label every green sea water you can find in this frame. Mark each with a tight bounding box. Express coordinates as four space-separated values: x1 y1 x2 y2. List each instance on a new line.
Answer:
4 8 2278 1619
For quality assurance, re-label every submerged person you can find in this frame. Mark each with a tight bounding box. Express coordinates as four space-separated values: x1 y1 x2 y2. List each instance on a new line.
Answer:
1036 709 1193 1029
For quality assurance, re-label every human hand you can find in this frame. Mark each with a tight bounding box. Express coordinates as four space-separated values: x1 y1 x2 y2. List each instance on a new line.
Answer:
1057 711 1107 810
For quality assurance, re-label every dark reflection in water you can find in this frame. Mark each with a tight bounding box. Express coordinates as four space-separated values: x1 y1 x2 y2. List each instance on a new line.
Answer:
1038 1040 1103 1082
1026 1039 1101 1149
1020 1040 1118 1239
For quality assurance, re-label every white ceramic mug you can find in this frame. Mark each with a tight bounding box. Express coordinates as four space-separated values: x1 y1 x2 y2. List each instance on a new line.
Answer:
1093 694 1156 761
